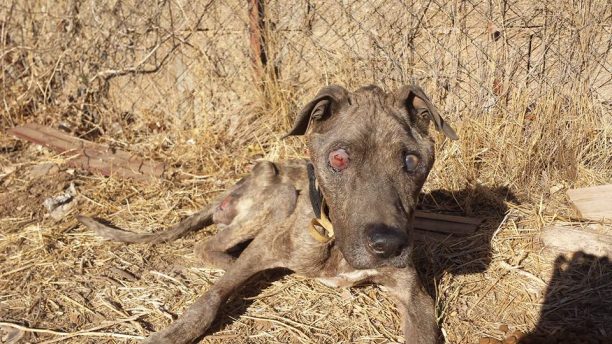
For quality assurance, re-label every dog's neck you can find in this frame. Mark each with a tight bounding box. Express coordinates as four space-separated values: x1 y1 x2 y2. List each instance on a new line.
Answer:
307 162 335 243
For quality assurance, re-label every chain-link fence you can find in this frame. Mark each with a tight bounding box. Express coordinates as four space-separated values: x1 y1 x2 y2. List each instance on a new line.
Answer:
1 0 610 137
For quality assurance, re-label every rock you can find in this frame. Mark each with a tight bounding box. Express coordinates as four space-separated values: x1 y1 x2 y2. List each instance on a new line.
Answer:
502 330 525 344
0 165 16 180
502 335 518 344
509 330 525 340
29 163 59 178
0 325 25 344
549 183 564 194
43 182 77 220
109 122 123 136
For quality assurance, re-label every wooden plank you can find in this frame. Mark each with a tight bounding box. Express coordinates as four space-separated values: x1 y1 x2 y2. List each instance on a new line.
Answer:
413 217 476 235
567 185 612 222
9 124 167 181
414 210 484 236
541 223 612 257
415 210 484 225
414 229 454 242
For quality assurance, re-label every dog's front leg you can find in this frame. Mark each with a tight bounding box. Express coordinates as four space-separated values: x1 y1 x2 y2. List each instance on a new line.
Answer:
144 239 281 344
376 267 440 344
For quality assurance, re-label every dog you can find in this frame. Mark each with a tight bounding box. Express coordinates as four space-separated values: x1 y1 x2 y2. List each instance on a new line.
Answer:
78 84 458 343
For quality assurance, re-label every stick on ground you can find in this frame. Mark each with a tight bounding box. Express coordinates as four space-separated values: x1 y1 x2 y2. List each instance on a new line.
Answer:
9 123 167 181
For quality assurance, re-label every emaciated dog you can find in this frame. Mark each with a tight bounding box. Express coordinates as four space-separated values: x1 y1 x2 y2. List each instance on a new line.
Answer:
78 84 458 343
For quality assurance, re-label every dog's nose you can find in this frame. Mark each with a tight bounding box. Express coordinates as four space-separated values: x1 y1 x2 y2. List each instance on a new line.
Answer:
365 224 409 258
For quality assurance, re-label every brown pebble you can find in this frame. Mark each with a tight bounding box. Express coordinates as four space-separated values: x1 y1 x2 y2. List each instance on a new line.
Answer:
499 324 509 333
502 335 518 344
510 330 525 339
29 163 59 178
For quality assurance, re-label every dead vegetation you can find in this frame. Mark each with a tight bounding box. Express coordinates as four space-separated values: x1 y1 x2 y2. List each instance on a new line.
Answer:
1 0 611 343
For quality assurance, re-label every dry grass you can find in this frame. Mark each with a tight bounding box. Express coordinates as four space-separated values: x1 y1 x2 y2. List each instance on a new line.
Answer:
1 0 611 343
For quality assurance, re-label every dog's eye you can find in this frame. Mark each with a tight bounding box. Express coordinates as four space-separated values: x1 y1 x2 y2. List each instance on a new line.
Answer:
329 148 349 171
404 154 420 172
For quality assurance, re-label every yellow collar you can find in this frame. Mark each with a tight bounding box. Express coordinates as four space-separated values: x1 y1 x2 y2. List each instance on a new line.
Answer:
306 162 334 243
308 195 334 243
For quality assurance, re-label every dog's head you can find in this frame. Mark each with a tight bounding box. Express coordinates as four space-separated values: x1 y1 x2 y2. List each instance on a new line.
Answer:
288 85 457 269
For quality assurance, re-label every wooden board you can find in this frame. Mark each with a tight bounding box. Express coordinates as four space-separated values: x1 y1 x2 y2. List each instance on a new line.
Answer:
567 185 612 222
9 124 167 181
414 210 484 237
541 223 612 257
413 229 456 242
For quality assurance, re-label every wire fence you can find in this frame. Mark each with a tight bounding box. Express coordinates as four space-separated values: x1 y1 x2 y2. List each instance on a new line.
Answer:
1 0 610 136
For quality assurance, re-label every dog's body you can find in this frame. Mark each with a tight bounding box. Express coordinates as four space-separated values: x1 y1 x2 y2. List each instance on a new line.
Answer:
78 84 457 343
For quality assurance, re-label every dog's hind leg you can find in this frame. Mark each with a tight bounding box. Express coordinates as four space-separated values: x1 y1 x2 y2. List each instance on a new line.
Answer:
78 161 290 245
77 169 253 244
145 178 298 344
196 179 300 270
76 204 216 244
144 233 284 344
194 225 258 270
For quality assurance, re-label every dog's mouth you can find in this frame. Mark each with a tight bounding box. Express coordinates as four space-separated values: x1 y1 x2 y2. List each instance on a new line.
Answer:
349 229 412 269
326 223 412 269
311 206 412 269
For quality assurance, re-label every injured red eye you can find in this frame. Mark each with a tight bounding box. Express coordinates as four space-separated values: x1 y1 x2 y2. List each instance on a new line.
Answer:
329 148 349 171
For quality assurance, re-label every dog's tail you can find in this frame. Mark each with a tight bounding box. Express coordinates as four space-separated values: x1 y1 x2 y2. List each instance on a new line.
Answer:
77 205 215 244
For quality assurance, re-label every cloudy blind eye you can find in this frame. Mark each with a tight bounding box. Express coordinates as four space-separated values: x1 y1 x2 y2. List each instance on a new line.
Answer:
404 154 420 172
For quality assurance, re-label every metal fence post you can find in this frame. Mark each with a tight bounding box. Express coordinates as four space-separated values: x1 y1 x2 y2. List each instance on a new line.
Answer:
248 0 267 80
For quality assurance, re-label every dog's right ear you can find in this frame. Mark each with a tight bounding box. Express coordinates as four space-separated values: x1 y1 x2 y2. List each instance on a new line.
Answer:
395 85 458 140
285 85 349 136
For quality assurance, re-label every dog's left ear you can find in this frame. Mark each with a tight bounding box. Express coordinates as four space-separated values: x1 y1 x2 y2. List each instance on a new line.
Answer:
285 85 350 137
395 85 458 140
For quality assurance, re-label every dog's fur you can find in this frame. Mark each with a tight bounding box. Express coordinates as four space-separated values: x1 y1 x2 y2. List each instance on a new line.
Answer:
78 84 457 343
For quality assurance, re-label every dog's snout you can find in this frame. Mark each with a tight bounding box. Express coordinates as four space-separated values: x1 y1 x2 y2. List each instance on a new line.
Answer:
365 224 408 259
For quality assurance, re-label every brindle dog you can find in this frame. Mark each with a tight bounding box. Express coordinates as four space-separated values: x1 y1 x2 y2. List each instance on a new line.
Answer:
78 84 458 343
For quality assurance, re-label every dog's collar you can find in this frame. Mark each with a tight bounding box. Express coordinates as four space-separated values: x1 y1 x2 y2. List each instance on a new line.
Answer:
307 163 334 243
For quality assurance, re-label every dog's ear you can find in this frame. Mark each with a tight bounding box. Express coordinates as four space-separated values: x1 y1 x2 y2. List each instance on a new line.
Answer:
395 85 458 140
285 85 349 136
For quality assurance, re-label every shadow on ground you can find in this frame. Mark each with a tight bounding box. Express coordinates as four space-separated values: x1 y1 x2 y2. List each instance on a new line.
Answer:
519 252 612 344
414 186 612 343
414 184 518 279
202 268 292 338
